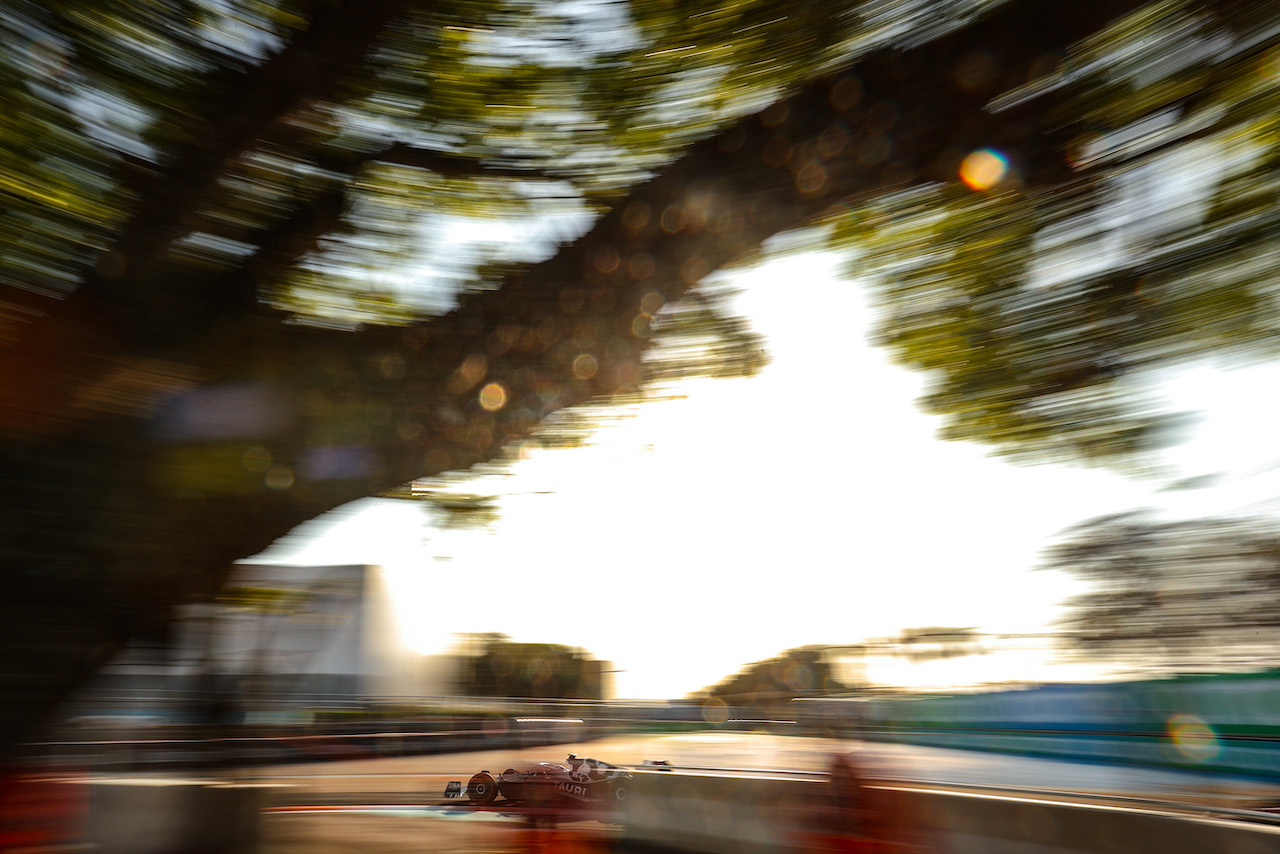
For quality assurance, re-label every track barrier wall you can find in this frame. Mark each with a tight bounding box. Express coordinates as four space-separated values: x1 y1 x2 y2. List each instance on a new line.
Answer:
82 777 265 854
618 769 1280 854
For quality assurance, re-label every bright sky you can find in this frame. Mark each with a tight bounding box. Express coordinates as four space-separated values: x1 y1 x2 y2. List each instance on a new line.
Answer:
250 236 1280 700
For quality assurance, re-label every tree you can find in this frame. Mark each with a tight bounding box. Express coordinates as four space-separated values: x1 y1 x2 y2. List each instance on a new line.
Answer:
697 645 851 706
1041 510 1280 672
892 626 987 664
0 0 1268 755
454 634 604 700
834 0 1280 470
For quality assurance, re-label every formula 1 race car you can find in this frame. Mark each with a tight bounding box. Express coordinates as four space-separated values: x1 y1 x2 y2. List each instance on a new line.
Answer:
445 754 632 807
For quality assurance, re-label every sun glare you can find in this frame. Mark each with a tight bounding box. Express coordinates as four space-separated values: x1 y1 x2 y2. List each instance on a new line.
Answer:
959 148 1009 190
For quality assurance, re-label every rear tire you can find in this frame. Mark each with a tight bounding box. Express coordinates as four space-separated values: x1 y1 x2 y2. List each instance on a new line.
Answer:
468 772 498 805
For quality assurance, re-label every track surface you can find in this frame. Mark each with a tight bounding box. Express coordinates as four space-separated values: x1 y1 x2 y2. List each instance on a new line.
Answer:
203 733 1280 852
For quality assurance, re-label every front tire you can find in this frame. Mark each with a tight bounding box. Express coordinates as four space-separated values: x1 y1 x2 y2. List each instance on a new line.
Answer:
468 771 498 805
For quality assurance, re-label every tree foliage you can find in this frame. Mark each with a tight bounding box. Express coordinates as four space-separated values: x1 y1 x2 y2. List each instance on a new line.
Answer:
832 0 1280 469
892 626 987 663
1042 510 1280 672
454 634 605 699
698 645 851 705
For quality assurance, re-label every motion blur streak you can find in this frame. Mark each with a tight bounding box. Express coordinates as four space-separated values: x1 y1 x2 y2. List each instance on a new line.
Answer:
6 0 1280 852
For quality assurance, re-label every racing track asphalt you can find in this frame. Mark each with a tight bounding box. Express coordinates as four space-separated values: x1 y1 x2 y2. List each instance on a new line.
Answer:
230 732 1280 853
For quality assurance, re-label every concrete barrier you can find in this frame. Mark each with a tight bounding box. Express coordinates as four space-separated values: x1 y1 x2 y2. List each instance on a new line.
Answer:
617 769 1280 853
907 787 1280 854
86 778 267 854
618 769 825 853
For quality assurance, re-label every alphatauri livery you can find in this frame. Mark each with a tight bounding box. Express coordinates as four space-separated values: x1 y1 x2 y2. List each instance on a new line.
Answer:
447 754 633 807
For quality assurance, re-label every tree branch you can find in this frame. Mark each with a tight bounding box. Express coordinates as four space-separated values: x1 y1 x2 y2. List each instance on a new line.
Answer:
238 0 1161 498
367 142 554 180
77 0 412 320
236 187 350 307
187 140 560 319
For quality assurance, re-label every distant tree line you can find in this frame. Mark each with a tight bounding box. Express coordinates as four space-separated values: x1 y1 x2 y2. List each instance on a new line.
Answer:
696 645 853 706
1042 510 1280 673
453 634 606 700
